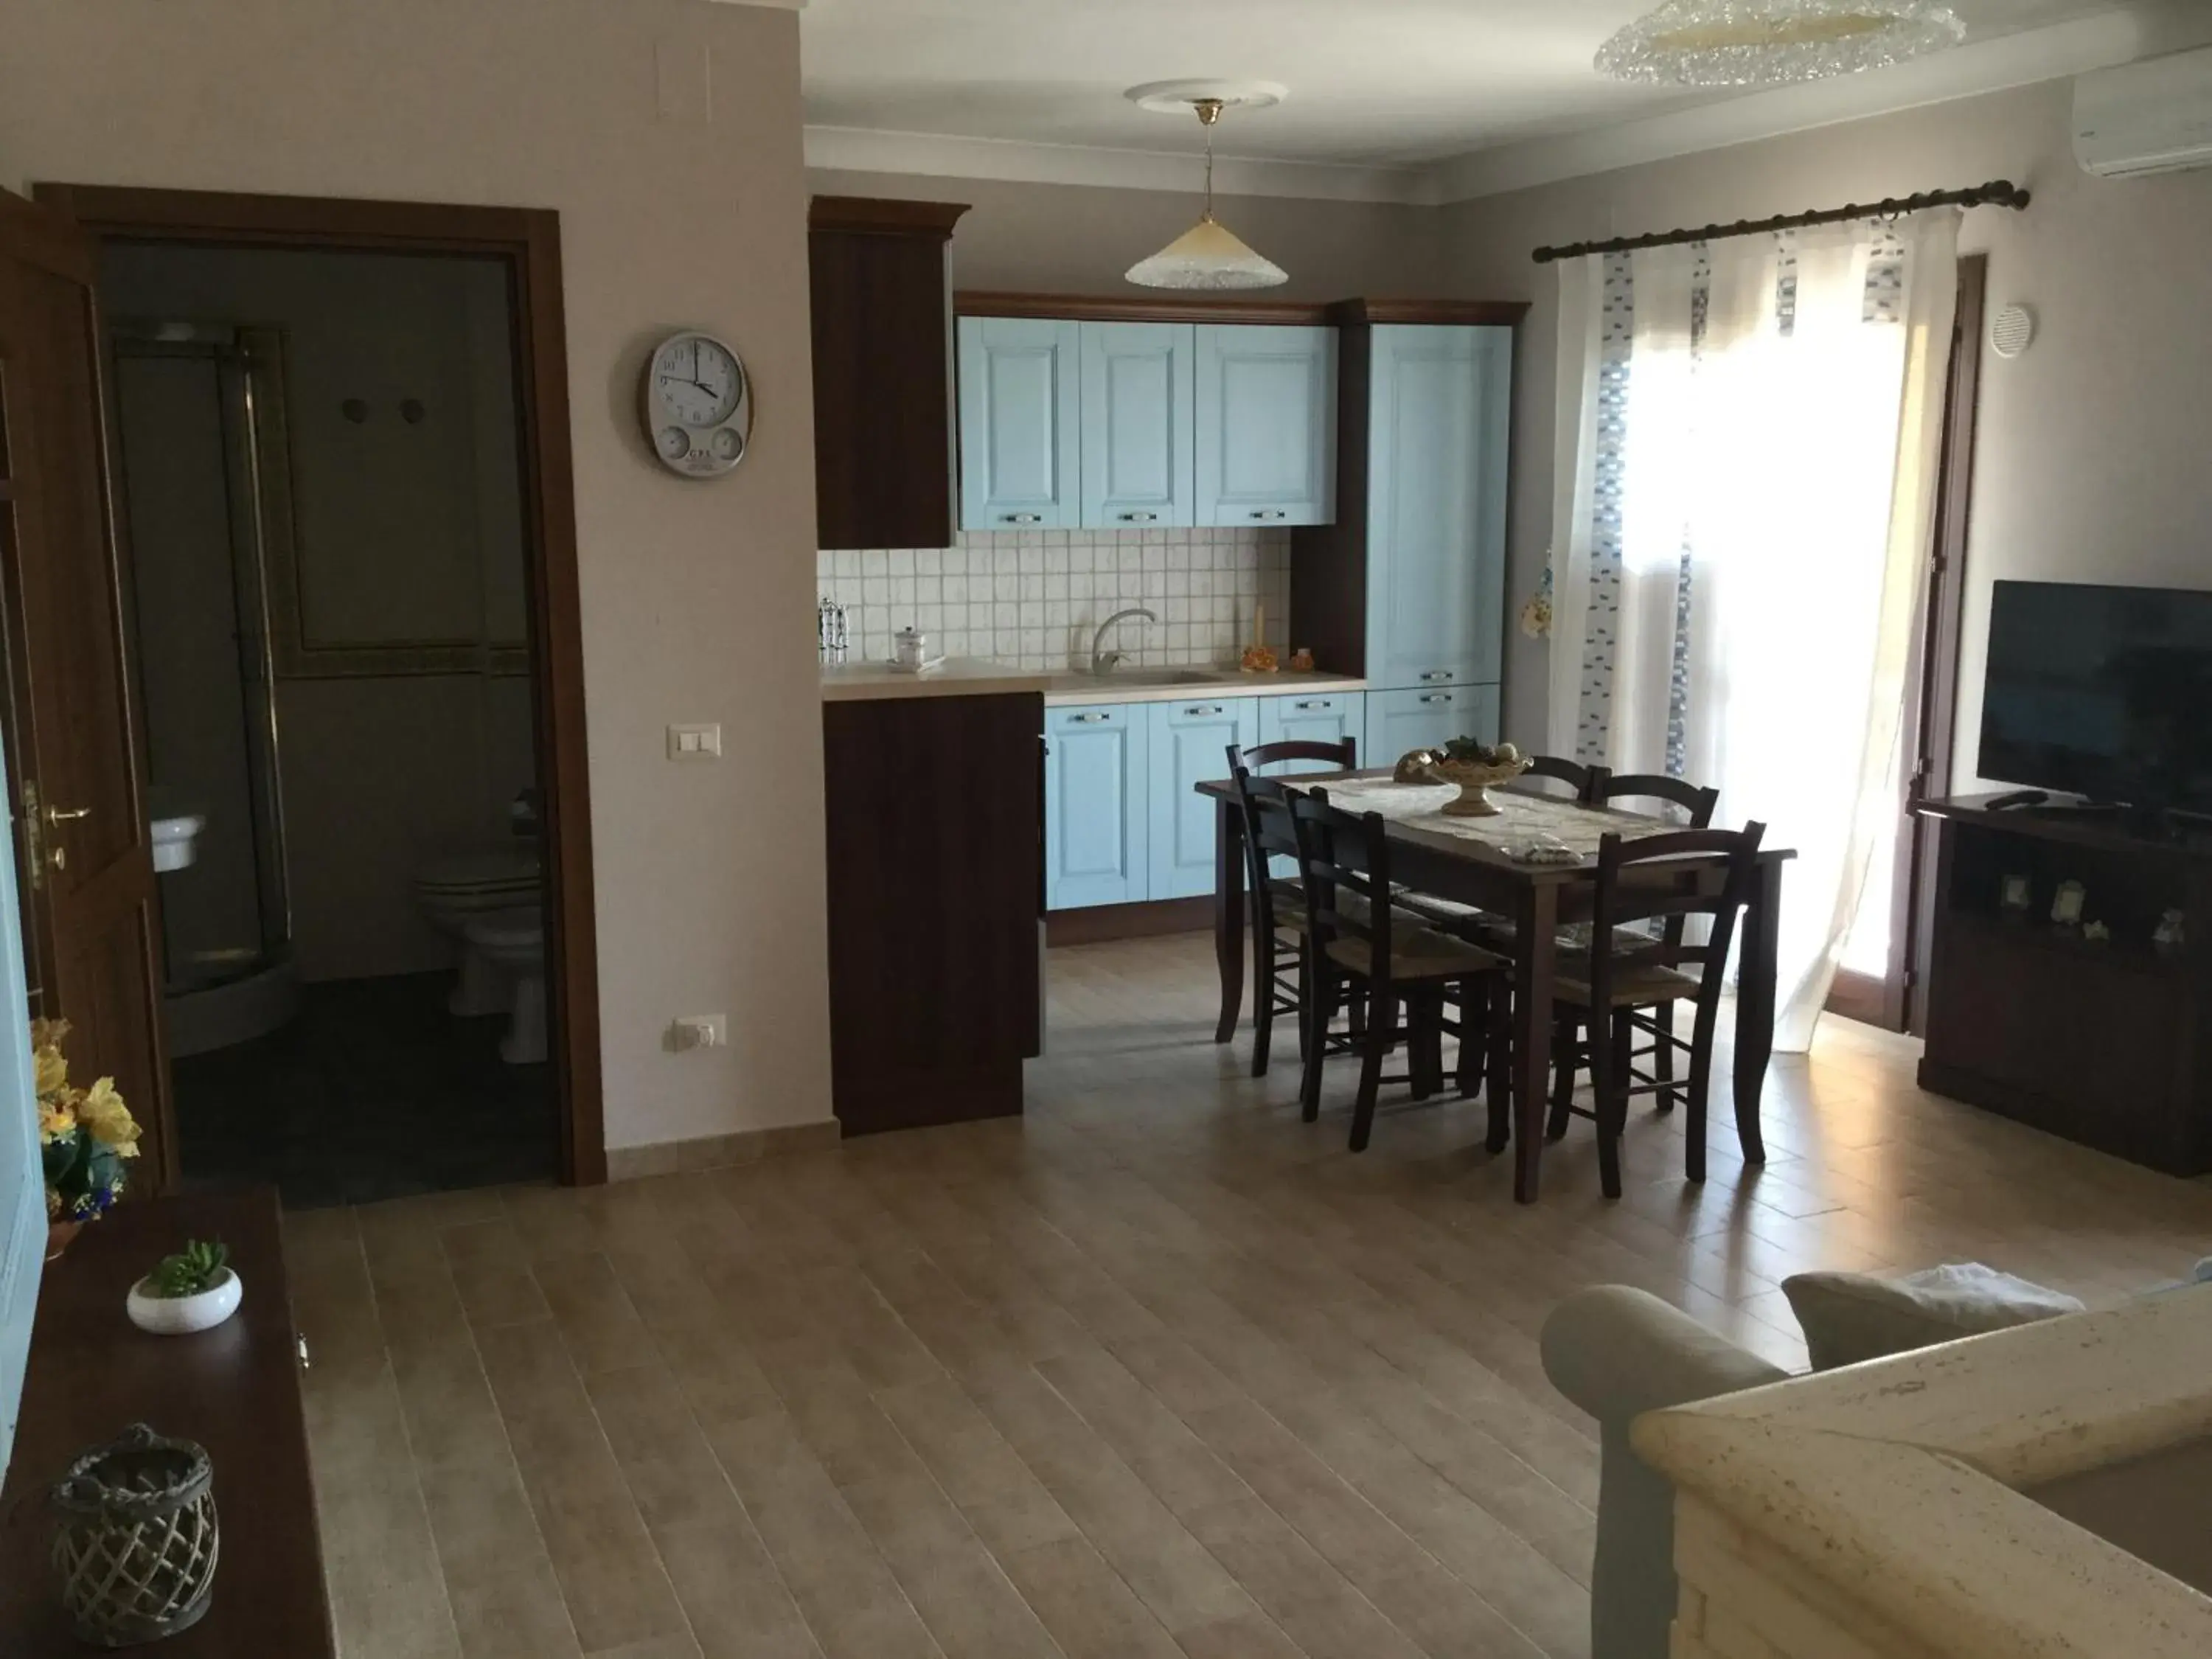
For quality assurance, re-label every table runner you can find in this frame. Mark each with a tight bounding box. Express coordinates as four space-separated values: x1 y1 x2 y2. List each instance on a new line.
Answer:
1299 777 1669 861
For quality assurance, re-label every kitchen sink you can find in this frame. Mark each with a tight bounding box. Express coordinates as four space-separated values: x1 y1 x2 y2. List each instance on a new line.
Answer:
1073 669 1221 688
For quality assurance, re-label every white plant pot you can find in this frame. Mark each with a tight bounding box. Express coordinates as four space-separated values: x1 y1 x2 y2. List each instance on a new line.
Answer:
126 1267 243 1337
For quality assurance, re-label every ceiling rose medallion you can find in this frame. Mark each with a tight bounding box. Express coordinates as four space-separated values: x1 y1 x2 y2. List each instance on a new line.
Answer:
1597 0 1966 87
1124 80 1290 291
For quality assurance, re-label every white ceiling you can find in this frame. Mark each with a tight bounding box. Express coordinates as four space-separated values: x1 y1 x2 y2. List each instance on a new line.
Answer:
796 0 2181 198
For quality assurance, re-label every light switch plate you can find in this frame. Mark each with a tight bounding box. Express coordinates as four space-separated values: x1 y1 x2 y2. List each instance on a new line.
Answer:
667 1015 727 1052
667 723 723 760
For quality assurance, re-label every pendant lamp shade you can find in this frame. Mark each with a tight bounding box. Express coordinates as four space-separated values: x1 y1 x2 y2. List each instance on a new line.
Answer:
1125 91 1288 291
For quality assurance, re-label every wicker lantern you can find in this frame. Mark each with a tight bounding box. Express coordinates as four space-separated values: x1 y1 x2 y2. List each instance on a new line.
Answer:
50 1425 219 1646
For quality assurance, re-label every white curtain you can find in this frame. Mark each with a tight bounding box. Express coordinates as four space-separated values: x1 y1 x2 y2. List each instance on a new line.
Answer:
1547 214 1960 1050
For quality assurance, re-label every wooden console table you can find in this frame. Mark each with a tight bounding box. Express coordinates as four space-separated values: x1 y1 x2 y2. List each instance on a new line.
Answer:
0 1188 331 1655
1916 794 2212 1175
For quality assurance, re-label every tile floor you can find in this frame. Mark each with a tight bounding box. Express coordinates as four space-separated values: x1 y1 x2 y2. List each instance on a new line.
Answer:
292 933 2212 1659
179 972 557 1208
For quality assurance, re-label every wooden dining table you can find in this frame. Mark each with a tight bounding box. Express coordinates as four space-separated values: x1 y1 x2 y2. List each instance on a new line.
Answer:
1194 769 1794 1202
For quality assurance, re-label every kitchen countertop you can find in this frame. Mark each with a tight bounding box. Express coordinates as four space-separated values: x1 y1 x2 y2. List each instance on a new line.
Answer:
820 658 1057 702
822 658 1368 706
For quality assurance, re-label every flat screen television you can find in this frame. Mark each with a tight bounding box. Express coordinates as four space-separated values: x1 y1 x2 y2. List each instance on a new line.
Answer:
1980 580 2212 813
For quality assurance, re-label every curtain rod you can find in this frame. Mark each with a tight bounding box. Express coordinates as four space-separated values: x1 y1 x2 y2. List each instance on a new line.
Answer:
1530 179 2030 265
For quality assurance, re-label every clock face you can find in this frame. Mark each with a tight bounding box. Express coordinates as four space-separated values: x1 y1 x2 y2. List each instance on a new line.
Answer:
652 335 743 428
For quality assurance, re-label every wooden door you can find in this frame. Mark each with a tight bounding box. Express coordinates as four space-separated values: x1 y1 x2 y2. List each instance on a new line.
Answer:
1195 324 1337 528
1079 322 1194 530
0 191 174 1194
1366 683 1499 766
958 317 1082 531
1363 324 1512 692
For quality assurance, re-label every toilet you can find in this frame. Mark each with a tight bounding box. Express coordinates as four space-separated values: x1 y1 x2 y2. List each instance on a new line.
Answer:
414 849 543 1017
463 907 547 1065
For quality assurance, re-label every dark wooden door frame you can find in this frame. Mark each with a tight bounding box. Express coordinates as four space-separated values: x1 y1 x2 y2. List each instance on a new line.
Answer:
1828 253 1988 1033
32 184 607 1185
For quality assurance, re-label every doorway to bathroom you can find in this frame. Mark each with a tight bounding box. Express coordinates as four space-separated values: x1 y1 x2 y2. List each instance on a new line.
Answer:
38 185 603 1203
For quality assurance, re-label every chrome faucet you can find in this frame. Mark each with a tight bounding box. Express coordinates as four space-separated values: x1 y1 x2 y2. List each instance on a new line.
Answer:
1089 608 1158 675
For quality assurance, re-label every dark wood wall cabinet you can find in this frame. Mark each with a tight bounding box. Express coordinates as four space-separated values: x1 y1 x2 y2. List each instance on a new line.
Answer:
1 1188 332 1655
1916 796 2212 1175
823 692 1043 1135
809 195 970 552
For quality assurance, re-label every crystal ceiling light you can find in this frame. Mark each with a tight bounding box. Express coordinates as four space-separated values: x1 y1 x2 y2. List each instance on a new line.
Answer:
1596 0 1966 87
1124 82 1289 291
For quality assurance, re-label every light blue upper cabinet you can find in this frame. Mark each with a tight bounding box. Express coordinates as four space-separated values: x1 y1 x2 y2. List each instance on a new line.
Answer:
959 316 1082 531
1365 683 1501 767
1195 325 1337 528
1146 698 1259 900
1363 324 1512 691
1045 703 1148 910
1079 323 1195 529
1256 691 1366 773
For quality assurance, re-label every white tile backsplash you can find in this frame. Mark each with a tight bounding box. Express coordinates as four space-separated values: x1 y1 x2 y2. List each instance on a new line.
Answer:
818 529 1293 671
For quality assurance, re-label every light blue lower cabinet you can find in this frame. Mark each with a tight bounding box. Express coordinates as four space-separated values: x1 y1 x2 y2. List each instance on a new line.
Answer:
1365 683 1501 768
1044 703 1147 910
1255 691 1366 773
1145 697 1259 901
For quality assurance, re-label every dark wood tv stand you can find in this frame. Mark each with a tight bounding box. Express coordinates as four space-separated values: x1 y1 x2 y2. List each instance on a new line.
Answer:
1915 793 2212 1175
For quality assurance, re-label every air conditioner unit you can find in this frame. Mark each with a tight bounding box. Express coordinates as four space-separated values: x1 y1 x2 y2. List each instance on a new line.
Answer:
2075 46 2212 178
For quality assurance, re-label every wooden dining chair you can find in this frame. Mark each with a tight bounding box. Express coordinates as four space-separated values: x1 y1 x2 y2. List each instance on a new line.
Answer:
1287 790 1512 1153
1523 754 1610 801
1569 772 1721 1114
1225 752 1329 1079
1547 822 1767 1197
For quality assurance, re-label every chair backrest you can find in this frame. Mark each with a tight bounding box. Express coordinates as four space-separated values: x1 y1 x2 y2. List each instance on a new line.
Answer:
1242 736 1357 776
1585 823 1766 1010
1286 788 1399 982
1225 759 1301 933
1594 771 1719 828
1523 754 1607 803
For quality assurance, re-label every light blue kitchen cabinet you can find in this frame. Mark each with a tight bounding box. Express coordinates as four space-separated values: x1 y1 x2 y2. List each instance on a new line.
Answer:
1363 324 1512 692
1255 691 1366 773
1145 697 1259 900
1365 683 1500 768
1195 325 1336 527
1080 323 1194 529
958 316 1082 531
1045 703 1147 909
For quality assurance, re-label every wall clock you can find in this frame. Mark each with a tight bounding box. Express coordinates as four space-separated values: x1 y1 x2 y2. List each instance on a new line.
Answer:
641 330 751 478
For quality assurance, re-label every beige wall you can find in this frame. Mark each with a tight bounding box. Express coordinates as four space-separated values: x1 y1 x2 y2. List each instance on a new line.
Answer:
809 167 1444 301
1439 79 2212 786
0 0 832 1150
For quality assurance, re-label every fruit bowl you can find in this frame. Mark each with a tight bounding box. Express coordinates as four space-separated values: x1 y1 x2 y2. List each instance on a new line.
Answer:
1397 740 1531 816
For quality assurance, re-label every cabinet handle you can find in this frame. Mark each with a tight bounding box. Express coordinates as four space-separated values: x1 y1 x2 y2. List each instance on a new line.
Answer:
1119 511 1158 523
1070 712 1113 723
1294 700 1329 711
1419 692 1453 705
1419 670 1455 683
1003 512 1044 525
1185 706 1225 717
1250 509 1287 521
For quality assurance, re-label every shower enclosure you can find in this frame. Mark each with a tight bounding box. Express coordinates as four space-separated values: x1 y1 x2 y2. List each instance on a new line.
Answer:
110 323 298 1055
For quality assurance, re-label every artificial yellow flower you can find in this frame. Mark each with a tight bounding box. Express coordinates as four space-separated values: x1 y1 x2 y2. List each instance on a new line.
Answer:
39 1097 77 1144
34 1043 69 1101
75 1077 139 1157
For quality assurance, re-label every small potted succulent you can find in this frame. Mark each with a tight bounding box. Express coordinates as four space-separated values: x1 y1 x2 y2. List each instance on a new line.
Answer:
125 1239 242 1337
35 1018 139 1259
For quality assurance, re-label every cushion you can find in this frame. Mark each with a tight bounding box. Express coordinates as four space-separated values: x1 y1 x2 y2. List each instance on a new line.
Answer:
1782 1263 2086 1371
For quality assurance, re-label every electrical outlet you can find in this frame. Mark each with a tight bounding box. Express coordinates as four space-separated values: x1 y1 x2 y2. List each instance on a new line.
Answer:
667 723 723 760
666 1015 726 1053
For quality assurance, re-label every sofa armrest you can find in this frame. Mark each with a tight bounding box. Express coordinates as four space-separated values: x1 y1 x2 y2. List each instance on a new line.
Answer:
1543 1287 1792 1659
1544 1285 1789 1425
